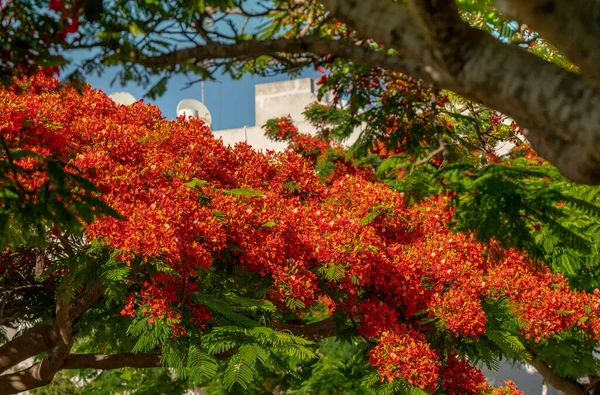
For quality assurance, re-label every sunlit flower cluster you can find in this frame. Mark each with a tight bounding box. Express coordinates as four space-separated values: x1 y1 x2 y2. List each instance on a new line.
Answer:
3 73 599 393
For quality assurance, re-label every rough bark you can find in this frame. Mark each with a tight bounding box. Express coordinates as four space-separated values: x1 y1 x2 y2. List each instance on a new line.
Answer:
406 0 476 77
0 325 58 373
0 316 337 393
495 0 600 88
318 0 432 67
317 0 600 184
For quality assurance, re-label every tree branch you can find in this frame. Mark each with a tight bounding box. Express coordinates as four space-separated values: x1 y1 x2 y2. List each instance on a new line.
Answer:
0 325 58 373
275 318 337 340
317 0 432 67
318 0 600 184
527 357 585 395
495 0 600 87
406 0 477 77
135 37 439 86
413 142 446 167
0 284 102 374
62 353 162 370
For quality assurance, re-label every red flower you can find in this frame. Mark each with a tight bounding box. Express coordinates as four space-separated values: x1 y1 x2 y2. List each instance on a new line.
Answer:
48 0 63 12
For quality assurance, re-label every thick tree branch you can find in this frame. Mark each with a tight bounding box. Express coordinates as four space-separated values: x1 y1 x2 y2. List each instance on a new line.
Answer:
406 0 479 77
0 325 58 373
527 357 585 395
0 363 54 394
136 37 439 86
276 318 337 340
0 284 102 374
318 0 600 184
495 0 600 88
455 29 600 185
318 0 432 67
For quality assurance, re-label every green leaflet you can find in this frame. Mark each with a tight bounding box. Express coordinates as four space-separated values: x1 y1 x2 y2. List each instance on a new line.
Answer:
222 188 265 198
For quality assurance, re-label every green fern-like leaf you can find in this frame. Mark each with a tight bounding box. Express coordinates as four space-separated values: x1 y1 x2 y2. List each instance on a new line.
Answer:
161 341 187 375
129 319 172 353
204 299 260 328
485 328 531 360
222 353 255 391
187 344 218 380
318 264 345 282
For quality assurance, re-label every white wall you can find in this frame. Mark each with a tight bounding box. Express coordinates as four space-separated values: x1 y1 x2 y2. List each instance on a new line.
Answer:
212 78 320 150
211 78 363 151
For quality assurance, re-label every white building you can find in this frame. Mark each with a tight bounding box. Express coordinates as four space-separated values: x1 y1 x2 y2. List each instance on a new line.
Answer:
212 78 323 150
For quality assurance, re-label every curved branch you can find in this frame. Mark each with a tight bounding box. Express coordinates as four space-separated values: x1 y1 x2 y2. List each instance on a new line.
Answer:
318 0 600 184
0 284 102 374
0 363 54 394
413 142 446 167
135 37 439 85
527 357 585 395
0 325 58 373
0 353 162 394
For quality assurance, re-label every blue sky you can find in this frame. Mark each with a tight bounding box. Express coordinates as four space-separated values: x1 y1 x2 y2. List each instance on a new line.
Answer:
67 0 318 131
83 68 317 131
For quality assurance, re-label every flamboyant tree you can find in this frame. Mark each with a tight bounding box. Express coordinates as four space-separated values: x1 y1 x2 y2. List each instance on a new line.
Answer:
2 0 600 184
259 55 600 390
3 1 600 393
261 110 600 394
1 73 600 395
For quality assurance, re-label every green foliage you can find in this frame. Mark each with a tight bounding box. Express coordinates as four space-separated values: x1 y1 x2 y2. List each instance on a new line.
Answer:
318 264 345 283
56 240 130 305
485 329 531 361
434 157 600 287
33 368 190 395
532 333 600 380
188 344 219 381
222 188 265 198
201 326 315 391
30 371 80 394
291 338 375 395
0 145 121 250
129 318 174 353
184 178 209 189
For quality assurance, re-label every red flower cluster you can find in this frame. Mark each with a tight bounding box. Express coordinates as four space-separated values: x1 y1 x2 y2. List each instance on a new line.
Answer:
369 329 440 390
264 116 331 163
264 116 374 183
439 354 524 395
48 0 63 12
4 73 600 392
440 354 489 394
